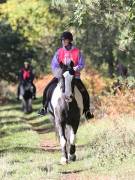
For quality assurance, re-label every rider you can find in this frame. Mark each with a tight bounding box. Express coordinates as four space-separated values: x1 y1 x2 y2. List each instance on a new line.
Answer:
38 31 94 119
17 61 36 100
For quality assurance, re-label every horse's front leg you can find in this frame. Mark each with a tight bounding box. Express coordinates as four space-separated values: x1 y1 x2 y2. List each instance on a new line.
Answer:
68 126 78 162
56 120 68 164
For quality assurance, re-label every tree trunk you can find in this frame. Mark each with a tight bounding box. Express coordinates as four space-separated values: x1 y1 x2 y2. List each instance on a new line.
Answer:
107 48 114 78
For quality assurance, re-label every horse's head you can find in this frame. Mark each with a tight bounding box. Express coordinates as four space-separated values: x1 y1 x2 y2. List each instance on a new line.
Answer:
59 61 75 102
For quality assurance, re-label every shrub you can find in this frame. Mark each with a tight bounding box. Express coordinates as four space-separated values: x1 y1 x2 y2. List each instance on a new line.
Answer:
0 81 15 103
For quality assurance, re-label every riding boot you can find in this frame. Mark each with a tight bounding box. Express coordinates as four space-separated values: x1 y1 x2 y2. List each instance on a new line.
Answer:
32 83 36 99
38 98 48 115
17 84 20 100
38 78 58 116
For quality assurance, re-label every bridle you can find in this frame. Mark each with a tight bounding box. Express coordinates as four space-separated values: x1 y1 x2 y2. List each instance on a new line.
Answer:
58 62 75 102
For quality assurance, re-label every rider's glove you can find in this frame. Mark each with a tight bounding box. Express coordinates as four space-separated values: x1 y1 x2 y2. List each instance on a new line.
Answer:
73 66 79 71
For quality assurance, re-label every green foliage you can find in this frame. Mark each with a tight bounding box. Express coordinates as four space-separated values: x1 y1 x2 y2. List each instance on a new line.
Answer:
0 20 34 81
52 0 135 77
0 0 135 81
0 81 15 100
126 76 135 88
0 0 61 43
0 0 63 82
117 76 135 89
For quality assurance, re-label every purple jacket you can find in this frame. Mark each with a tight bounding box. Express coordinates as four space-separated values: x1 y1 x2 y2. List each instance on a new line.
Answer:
51 46 85 78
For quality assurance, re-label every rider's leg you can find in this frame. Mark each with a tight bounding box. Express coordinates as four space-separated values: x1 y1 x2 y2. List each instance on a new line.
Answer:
20 84 25 99
38 78 58 115
42 78 58 105
17 84 20 100
75 79 94 119
32 83 36 99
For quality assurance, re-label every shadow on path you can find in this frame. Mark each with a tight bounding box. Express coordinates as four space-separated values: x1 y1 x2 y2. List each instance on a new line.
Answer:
0 146 43 154
0 126 32 138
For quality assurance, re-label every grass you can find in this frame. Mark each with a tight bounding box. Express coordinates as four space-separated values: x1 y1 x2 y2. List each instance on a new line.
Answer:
0 98 135 179
0 99 60 179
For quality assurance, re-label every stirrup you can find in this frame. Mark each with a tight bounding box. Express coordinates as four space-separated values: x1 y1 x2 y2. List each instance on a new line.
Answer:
38 107 47 116
32 96 37 100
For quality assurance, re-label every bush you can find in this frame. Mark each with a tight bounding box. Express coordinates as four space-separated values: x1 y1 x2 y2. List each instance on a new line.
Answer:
80 116 135 172
116 76 135 89
0 81 15 103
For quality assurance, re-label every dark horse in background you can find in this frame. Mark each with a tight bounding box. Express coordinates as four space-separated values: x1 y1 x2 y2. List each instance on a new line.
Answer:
47 61 84 164
19 81 33 113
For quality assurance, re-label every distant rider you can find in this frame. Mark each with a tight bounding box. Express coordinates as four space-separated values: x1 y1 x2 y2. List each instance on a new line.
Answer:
17 61 36 100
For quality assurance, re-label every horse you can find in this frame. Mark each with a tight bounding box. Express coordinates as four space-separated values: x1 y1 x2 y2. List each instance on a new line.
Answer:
19 81 33 113
47 61 83 164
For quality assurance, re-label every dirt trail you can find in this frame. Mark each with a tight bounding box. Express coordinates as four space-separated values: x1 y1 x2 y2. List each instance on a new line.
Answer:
34 74 53 96
39 137 112 180
40 139 59 152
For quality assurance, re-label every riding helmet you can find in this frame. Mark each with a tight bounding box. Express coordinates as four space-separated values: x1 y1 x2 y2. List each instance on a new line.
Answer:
61 31 73 41
24 61 29 65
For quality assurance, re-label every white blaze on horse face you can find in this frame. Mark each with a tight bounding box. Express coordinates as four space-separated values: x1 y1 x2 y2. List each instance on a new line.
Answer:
63 71 73 98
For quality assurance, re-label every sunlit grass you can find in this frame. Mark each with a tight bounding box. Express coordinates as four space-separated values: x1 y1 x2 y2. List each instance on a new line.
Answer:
0 99 135 179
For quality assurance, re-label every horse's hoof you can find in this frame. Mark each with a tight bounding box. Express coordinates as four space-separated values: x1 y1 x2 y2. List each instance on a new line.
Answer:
68 154 76 161
28 110 32 114
60 157 68 165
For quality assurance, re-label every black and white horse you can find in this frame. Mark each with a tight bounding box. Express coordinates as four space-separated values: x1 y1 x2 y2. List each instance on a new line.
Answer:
20 81 33 113
48 61 83 164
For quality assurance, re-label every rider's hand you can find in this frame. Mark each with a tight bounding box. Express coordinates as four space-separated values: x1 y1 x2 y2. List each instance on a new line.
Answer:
73 66 78 71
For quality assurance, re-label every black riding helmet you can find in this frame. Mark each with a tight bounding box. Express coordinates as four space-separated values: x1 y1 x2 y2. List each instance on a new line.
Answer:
61 31 73 41
24 61 29 65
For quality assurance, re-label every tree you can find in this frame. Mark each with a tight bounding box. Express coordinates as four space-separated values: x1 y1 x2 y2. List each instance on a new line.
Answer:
0 19 34 81
0 0 64 82
52 0 135 77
